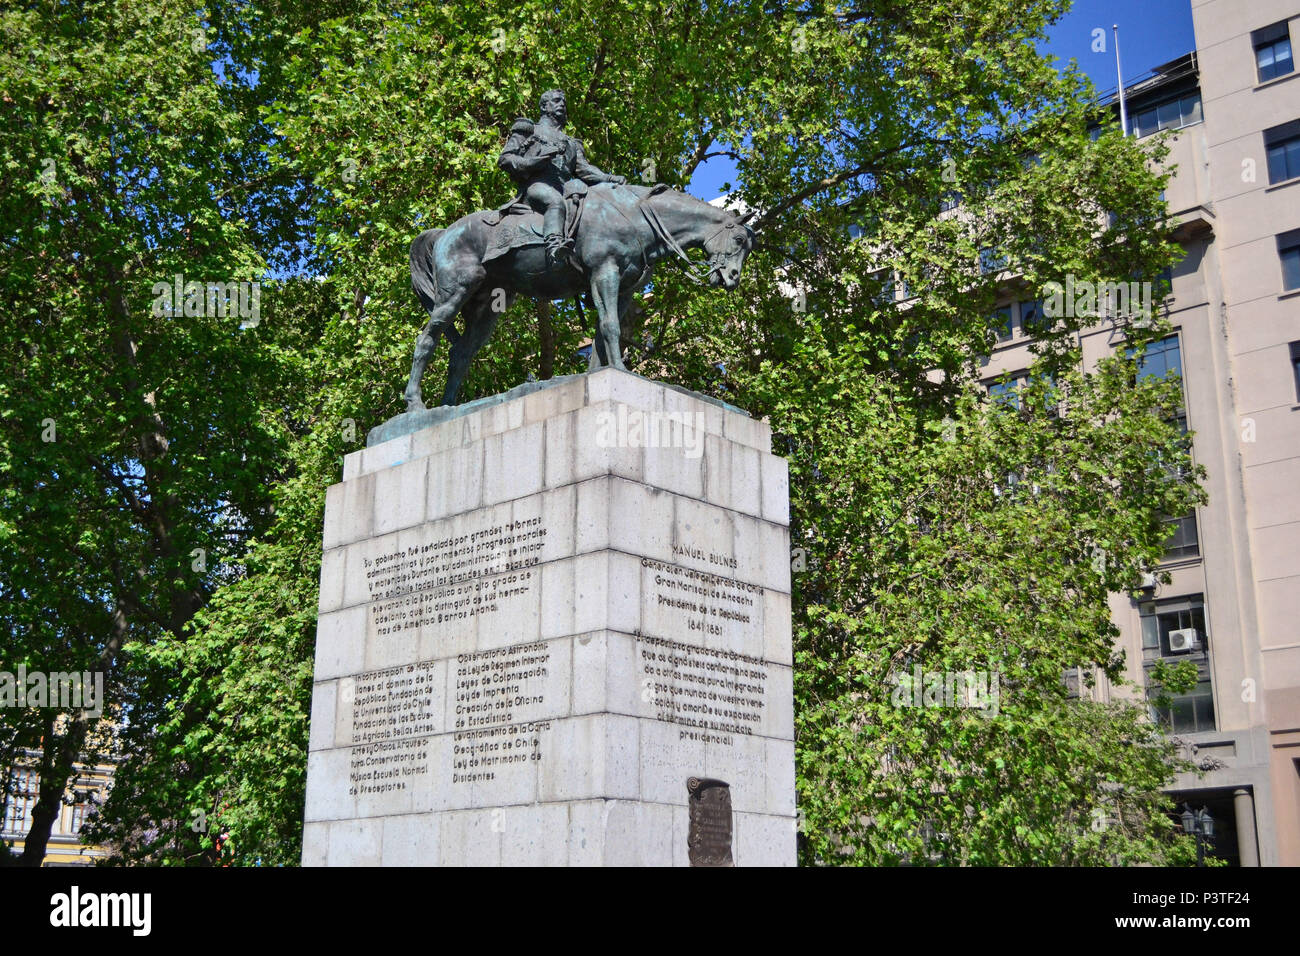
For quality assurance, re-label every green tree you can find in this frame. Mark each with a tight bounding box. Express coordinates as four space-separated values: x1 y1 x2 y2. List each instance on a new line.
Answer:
0 0 316 863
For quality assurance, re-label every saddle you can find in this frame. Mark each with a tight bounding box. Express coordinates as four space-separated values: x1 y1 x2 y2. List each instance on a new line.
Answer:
480 182 588 265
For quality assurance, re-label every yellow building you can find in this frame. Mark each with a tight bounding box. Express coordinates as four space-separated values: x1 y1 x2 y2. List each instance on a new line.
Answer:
2 749 117 866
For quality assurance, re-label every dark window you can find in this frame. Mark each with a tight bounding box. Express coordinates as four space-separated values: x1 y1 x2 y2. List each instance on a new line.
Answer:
1254 21 1295 83
1290 341 1300 401
1132 93 1202 138
986 371 1027 408
870 270 895 307
1020 299 1048 336
985 371 1057 416
1131 334 1183 383
1279 229 1300 290
1265 120 1300 183
3 770 37 835
1141 596 1215 733
1128 333 1192 468
979 247 1008 275
1163 512 1200 559
992 304 1014 342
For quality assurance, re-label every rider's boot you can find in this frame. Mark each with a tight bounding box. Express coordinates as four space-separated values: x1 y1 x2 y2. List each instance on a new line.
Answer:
543 201 576 269
545 233 575 268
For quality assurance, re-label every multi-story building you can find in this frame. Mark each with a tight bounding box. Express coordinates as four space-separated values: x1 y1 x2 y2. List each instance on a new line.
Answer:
2 749 115 865
979 0 1300 866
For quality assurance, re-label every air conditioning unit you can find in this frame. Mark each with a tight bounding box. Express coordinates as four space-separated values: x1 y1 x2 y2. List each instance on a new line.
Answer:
1140 572 1157 590
1169 628 1201 653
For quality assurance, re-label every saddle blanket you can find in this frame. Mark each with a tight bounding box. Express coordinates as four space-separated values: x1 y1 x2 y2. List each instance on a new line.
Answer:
481 190 585 263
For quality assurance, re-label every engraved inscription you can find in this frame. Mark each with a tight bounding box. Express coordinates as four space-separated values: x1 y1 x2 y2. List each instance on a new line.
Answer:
454 643 551 729
636 633 768 745
451 642 553 782
360 517 546 633
452 721 550 784
348 738 430 797
642 556 761 634
348 662 440 743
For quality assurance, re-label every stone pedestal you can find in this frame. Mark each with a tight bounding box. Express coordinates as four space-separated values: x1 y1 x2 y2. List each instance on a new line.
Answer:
301 369 796 866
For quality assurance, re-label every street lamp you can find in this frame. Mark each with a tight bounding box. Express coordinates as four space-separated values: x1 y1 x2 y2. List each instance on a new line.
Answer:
1180 804 1215 866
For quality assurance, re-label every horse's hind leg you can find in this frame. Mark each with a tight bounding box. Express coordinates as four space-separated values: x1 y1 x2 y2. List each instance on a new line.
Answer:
443 287 509 406
404 277 476 412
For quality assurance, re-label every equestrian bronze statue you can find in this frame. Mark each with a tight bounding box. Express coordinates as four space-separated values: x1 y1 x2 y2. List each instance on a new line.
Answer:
404 88 757 411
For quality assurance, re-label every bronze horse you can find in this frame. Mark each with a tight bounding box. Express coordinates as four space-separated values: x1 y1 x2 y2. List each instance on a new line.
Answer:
405 183 756 410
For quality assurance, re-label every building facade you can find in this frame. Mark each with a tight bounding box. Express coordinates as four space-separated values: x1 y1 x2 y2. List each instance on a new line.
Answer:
980 0 1300 866
2 749 115 866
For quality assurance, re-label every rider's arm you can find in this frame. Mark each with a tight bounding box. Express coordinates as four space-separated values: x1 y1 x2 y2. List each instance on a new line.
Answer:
573 139 624 185
497 133 533 181
498 119 549 182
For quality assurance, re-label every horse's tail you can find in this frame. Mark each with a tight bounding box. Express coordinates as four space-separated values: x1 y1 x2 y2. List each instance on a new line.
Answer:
410 227 445 316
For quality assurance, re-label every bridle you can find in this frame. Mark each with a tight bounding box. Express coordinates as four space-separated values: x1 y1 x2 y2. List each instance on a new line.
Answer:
637 195 750 286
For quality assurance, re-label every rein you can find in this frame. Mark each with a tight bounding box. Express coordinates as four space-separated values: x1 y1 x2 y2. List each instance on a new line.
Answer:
636 192 732 285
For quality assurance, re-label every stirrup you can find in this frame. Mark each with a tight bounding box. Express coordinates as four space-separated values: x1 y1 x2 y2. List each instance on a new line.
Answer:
546 237 573 267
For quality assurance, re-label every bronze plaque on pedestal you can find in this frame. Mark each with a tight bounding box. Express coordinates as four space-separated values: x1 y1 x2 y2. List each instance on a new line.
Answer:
687 777 734 866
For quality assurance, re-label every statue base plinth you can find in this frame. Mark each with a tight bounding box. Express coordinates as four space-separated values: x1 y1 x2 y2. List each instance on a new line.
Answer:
304 368 795 865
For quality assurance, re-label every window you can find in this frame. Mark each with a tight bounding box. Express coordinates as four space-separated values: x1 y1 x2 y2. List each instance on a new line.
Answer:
1141 596 1215 733
979 247 1008 275
1265 120 1300 184
1132 93 1203 139
1254 21 1294 84
847 223 865 240
1279 229 1300 290
987 372 1027 407
992 304 1014 342
1129 333 1190 443
985 371 1057 416
1131 333 1183 383
1290 341 1300 402
1019 299 1048 336
3 770 37 835
69 800 93 835
869 269 896 307
1162 512 1200 559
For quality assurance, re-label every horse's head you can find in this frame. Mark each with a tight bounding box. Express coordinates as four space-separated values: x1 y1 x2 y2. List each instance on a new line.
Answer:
703 210 756 290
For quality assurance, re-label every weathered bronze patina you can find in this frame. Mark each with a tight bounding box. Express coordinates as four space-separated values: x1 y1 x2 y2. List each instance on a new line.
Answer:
687 776 734 867
403 89 756 411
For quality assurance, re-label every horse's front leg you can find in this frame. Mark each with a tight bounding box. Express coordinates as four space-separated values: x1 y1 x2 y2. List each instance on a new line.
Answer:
589 263 625 371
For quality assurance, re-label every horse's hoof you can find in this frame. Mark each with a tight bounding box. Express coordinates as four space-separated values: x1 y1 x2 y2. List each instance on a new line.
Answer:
405 397 427 414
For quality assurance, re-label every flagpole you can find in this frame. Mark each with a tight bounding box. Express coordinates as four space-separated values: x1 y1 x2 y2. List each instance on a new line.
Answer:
1114 24 1128 136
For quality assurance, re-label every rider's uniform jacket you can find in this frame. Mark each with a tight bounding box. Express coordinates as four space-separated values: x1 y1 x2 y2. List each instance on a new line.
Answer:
498 117 616 194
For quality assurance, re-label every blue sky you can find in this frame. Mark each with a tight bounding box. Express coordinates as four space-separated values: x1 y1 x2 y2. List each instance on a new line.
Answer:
686 0 1198 199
